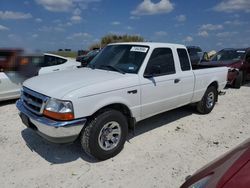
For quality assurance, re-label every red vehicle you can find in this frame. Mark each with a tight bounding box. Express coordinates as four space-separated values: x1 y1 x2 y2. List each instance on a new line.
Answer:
181 139 250 188
200 48 250 88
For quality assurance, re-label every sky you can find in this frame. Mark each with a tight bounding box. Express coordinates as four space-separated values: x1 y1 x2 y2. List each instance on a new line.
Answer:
0 0 250 52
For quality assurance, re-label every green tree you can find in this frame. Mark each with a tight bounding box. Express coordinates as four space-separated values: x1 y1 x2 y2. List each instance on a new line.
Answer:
89 34 144 50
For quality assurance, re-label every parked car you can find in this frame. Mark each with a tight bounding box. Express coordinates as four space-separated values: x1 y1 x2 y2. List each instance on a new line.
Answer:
0 49 24 101
200 48 250 88
76 49 100 67
0 53 81 101
16 42 227 160
181 138 250 188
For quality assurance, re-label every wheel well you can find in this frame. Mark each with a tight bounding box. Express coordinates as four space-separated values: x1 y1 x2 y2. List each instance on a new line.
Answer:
208 81 218 90
92 103 135 130
208 81 218 101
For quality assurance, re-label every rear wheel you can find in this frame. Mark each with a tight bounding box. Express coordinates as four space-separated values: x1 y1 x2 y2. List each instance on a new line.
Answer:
197 86 217 114
80 109 128 160
234 71 243 89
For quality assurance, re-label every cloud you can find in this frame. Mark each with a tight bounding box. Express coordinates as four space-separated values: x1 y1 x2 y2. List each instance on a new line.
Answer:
213 0 250 13
198 31 209 37
36 0 73 12
71 15 82 22
111 21 121 25
67 32 92 40
8 34 22 42
224 20 247 26
0 24 9 31
36 0 101 12
216 31 238 38
199 24 223 31
155 31 167 36
176 14 186 22
130 16 140 20
32 34 38 38
35 18 43 22
38 26 64 32
216 42 223 46
131 0 174 15
0 11 32 19
183 36 193 42
73 8 81 15
126 26 133 30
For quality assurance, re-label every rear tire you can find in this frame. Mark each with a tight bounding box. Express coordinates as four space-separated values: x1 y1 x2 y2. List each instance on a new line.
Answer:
234 71 243 89
197 86 217 114
80 109 128 160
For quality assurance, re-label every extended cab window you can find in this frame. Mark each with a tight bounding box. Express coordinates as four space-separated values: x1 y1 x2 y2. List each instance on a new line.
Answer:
145 48 175 76
42 55 67 67
177 48 191 71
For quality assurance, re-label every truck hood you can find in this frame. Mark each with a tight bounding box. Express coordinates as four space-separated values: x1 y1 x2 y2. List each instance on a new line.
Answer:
23 68 138 99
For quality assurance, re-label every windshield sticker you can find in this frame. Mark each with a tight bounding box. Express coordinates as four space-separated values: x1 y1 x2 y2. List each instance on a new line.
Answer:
130 46 148 53
237 50 245 53
128 66 135 70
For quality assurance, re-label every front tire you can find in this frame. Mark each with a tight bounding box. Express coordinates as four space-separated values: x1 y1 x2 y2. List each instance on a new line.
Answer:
80 109 128 160
196 86 217 114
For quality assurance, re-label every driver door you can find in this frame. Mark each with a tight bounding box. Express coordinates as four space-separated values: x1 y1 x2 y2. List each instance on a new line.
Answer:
140 48 181 119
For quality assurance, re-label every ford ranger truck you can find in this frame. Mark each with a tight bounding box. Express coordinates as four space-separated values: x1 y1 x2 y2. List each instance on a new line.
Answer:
16 42 228 160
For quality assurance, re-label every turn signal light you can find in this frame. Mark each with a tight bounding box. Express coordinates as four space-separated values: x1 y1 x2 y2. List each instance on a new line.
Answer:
43 109 74 121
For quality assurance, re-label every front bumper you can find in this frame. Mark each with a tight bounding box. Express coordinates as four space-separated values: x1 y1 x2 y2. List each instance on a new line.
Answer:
16 99 87 143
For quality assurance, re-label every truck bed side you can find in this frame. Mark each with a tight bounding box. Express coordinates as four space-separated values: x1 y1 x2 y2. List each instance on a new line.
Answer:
192 67 228 103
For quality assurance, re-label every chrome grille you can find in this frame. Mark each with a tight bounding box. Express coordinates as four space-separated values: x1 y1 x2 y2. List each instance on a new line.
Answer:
21 87 48 115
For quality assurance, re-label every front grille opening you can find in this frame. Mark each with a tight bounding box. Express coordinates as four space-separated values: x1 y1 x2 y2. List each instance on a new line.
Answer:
23 92 43 104
21 88 46 115
23 101 40 112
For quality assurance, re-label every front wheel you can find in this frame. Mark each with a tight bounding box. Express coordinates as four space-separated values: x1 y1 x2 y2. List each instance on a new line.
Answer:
233 71 243 89
80 109 128 160
196 86 217 114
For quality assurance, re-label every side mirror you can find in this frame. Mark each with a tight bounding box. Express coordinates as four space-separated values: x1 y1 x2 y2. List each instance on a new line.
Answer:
144 73 153 78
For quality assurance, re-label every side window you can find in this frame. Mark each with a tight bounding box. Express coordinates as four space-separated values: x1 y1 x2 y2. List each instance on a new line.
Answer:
177 48 191 71
145 48 175 76
43 55 67 67
56 57 67 65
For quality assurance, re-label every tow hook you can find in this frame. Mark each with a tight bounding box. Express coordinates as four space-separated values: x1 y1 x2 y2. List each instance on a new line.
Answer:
219 91 226 95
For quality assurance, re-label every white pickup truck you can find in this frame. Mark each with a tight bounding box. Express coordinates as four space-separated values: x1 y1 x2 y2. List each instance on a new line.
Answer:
16 42 227 160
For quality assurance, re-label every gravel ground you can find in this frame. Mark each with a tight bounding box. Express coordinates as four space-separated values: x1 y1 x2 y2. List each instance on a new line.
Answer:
0 83 250 188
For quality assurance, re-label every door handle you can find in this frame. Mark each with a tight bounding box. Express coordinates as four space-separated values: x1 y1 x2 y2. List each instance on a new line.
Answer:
127 89 137 94
53 69 60 71
174 78 180 84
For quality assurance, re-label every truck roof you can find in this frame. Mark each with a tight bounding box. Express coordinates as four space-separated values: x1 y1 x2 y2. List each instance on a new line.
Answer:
108 42 186 49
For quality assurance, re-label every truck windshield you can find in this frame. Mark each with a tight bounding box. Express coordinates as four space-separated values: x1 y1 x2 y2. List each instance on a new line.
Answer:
88 45 149 74
211 49 245 61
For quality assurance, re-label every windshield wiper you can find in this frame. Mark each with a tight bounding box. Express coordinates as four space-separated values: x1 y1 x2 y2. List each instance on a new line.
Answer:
99 65 125 74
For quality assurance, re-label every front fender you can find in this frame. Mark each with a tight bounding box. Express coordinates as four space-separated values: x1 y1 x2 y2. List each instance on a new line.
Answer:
70 87 141 120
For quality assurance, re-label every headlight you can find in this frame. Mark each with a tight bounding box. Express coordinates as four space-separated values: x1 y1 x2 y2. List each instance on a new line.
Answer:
188 175 211 188
43 98 74 121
